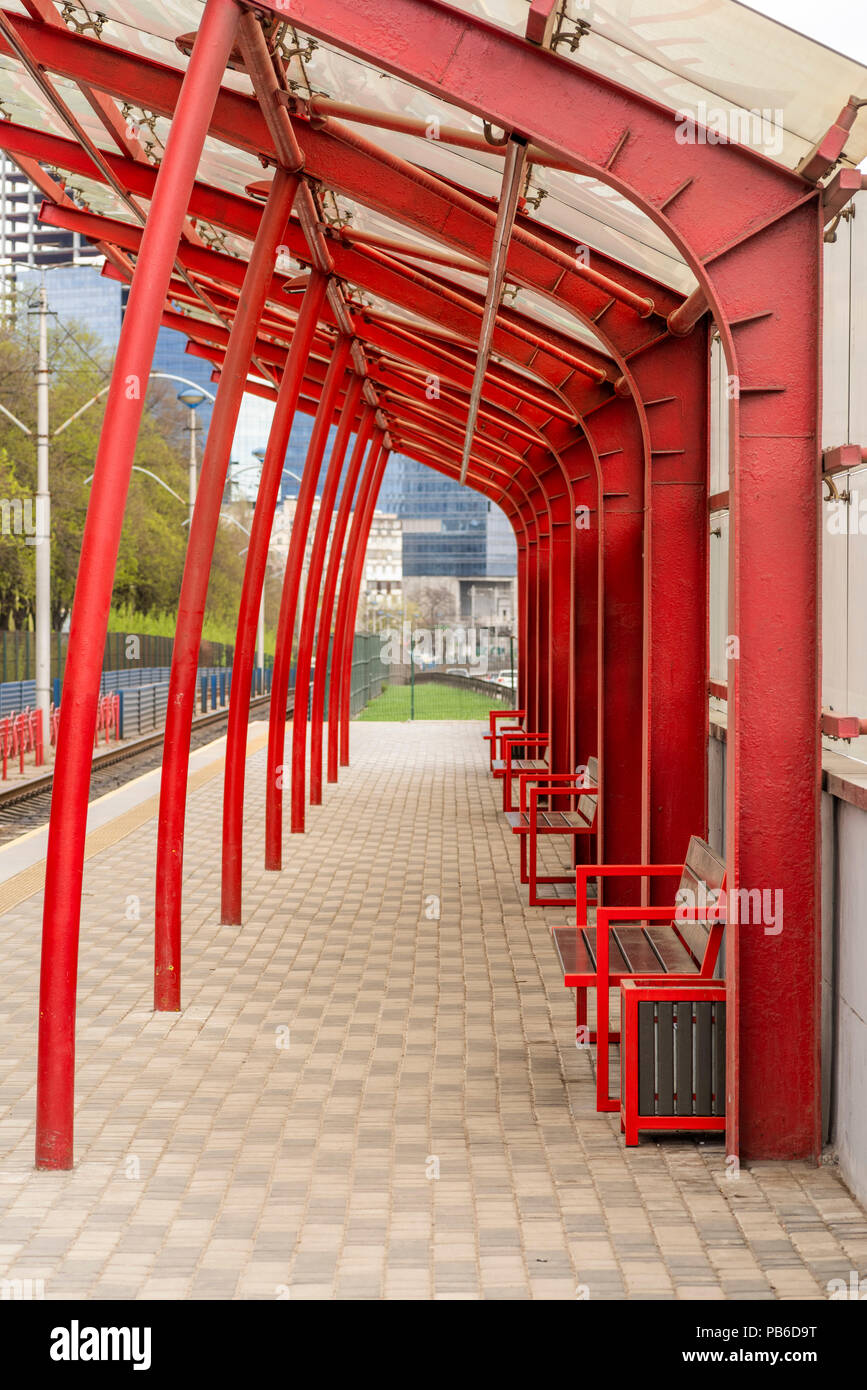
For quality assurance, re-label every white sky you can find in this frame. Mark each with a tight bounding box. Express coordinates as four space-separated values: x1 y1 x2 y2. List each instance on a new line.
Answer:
739 0 867 66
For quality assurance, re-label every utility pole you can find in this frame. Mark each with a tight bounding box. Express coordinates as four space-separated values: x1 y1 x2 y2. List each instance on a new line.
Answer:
176 385 206 523
257 589 265 694
188 408 197 521
35 284 51 737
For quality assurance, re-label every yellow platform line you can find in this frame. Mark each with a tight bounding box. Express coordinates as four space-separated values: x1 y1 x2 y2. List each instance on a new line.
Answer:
0 730 269 916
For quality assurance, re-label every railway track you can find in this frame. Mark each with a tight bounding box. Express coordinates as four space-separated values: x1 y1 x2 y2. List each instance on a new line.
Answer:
0 694 282 845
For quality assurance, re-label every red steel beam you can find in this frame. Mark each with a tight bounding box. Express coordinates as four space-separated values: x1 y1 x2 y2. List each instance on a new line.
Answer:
34 0 242 1171
37 198 613 420
220 270 331 923
326 434 385 780
291 374 365 831
335 441 391 769
265 337 353 870
309 408 376 802
154 167 301 997
0 23 673 344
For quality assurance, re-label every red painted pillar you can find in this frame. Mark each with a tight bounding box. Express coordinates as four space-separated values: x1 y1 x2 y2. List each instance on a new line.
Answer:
337 442 390 767
523 535 539 731
631 329 710 901
535 521 551 737
326 433 385 782
154 168 299 987
516 536 529 714
220 270 329 922
34 0 241 1170
566 437 604 859
265 335 352 868
541 469 574 773
720 204 822 1161
308 406 374 806
592 401 647 904
290 374 364 831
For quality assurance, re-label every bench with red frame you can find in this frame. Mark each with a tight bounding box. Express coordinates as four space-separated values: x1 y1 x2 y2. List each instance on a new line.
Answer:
495 730 550 812
620 978 726 1145
551 834 726 1112
506 756 599 906
484 708 525 773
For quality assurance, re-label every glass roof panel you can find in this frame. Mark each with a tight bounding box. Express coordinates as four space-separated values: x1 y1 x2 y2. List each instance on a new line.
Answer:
453 0 867 168
3 0 864 371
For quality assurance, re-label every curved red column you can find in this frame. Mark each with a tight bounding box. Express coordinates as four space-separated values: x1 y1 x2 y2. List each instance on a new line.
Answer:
516 542 527 712
264 335 353 869
309 407 375 804
337 443 390 768
326 433 385 782
153 167 299 1003
220 269 329 922
289 373 364 831
34 0 241 1170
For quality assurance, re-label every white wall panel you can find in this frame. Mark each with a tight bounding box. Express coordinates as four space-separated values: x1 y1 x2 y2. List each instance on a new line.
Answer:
822 220 852 449
709 511 728 685
848 207 867 446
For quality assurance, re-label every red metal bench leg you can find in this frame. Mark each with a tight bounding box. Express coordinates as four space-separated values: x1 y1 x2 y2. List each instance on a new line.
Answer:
529 812 538 903
622 988 640 1144
576 987 588 1047
595 917 618 1111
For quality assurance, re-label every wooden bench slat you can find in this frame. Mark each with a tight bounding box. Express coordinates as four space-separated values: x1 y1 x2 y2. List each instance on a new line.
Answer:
638 1001 656 1115
675 1001 693 1116
578 928 631 976
644 926 696 974
712 1002 726 1116
552 927 594 977
657 1001 674 1113
612 926 666 976
536 810 591 830
695 1002 713 1113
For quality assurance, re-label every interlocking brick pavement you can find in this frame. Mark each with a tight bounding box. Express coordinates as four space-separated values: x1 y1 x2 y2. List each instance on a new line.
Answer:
0 721 865 1301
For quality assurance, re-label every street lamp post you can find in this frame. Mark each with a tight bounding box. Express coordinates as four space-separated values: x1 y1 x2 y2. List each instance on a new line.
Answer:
35 286 50 736
176 386 207 522
1 285 57 734
220 509 265 688
1 327 215 737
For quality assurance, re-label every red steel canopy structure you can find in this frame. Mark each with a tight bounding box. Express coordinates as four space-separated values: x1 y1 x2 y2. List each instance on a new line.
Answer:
2 0 866 1170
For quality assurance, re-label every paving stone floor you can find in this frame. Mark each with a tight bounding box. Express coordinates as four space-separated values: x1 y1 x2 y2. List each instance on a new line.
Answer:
1 721 865 1300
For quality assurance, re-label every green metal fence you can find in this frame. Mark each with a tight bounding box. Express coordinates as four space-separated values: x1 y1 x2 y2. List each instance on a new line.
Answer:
0 630 235 684
358 673 514 721
348 632 388 717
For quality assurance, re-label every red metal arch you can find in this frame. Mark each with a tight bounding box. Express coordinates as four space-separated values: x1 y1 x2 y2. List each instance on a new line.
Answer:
11 0 824 1169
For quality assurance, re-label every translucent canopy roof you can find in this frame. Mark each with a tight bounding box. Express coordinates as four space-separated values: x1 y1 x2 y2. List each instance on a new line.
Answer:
2 0 866 443
457 0 867 169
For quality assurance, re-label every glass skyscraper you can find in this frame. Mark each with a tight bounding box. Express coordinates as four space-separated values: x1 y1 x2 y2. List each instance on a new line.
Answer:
378 455 516 579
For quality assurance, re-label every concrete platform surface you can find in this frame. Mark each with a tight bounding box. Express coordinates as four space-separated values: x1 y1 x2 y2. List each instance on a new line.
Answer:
0 722 865 1301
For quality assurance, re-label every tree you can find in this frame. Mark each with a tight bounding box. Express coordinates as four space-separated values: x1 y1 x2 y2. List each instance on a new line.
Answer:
412 582 456 629
0 293 227 636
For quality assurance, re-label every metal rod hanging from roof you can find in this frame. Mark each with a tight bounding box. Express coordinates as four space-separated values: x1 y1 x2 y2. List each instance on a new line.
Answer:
238 10 391 422
460 137 527 484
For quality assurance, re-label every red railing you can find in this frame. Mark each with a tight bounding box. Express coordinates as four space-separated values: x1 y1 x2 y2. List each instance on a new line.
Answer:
0 707 44 779
93 693 120 748
0 695 119 779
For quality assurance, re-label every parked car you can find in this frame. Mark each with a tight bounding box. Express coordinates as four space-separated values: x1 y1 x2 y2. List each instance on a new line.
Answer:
446 667 470 678
496 669 519 689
